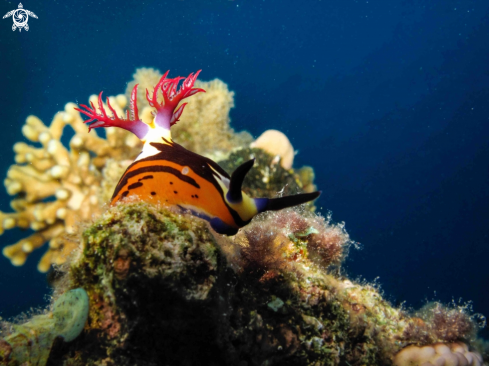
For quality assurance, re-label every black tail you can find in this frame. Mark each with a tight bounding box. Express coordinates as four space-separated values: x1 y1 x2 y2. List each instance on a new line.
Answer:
227 159 255 203
256 191 321 212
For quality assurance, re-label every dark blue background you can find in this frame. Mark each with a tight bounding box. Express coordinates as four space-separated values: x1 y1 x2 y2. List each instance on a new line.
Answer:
1 0 488 336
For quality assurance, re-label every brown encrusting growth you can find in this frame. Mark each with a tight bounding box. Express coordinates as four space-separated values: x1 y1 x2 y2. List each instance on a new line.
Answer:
230 209 351 281
400 302 481 344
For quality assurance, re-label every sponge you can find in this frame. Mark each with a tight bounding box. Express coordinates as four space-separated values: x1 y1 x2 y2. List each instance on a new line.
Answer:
53 287 89 342
0 288 89 365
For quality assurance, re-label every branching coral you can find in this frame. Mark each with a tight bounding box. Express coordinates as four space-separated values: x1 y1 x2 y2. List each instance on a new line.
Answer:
1 95 141 272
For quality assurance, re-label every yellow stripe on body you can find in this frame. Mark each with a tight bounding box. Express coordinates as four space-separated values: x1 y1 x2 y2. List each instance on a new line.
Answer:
210 165 259 222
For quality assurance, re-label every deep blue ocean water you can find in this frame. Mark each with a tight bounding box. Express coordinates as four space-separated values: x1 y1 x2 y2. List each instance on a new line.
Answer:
0 0 488 337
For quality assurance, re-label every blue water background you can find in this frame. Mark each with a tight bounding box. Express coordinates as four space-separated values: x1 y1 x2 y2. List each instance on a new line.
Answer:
1 0 488 335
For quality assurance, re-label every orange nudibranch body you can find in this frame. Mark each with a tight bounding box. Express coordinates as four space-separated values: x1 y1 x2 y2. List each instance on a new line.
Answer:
75 70 320 235
110 138 240 232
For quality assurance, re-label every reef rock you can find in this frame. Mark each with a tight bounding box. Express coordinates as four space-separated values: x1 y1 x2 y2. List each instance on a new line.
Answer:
2 202 476 366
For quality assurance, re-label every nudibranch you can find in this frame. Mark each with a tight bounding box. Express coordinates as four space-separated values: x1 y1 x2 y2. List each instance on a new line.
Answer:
75 70 320 235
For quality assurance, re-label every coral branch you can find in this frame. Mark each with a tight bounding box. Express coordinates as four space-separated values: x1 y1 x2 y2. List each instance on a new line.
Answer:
0 95 142 271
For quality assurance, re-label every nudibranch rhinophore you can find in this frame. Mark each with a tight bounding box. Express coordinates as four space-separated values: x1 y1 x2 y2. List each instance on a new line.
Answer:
75 70 320 235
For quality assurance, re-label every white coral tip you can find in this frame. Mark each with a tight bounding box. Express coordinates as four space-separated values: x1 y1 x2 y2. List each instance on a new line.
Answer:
14 155 26 164
6 181 22 195
3 218 16 229
30 221 46 230
22 241 34 253
62 112 74 123
71 136 83 148
64 102 78 114
50 165 69 178
22 125 39 142
11 254 27 266
55 189 70 200
47 140 59 155
13 142 27 153
56 207 67 219
39 131 52 144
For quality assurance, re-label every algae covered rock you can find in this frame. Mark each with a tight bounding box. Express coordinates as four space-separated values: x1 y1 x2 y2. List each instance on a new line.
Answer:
2 202 484 365
38 203 483 365
64 203 224 365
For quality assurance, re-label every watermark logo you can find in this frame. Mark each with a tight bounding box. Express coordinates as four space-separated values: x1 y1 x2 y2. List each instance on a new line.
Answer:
3 3 37 32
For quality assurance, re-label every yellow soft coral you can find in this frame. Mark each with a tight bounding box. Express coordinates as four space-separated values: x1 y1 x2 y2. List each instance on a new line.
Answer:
125 67 252 158
1 95 141 272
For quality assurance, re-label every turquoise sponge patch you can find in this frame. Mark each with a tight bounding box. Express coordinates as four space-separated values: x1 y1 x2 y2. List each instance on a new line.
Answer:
53 288 89 342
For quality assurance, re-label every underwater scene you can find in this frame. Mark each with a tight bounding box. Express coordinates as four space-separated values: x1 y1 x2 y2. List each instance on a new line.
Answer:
1 0 488 365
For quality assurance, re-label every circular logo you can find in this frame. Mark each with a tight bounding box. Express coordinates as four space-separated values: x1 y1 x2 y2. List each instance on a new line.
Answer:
13 9 28 28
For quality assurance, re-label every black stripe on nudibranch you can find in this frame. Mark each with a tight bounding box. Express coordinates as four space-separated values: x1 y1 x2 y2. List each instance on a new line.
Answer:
112 165 200 200
138 175 154 181
149 140 231 181
128 182 143 190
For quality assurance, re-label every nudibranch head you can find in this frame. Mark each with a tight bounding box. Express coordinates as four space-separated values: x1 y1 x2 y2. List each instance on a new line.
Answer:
75 70 205 142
